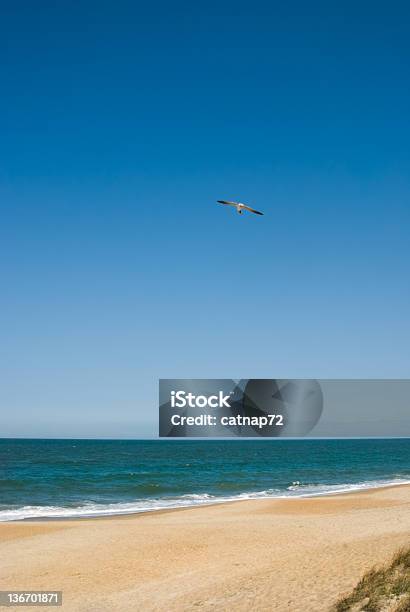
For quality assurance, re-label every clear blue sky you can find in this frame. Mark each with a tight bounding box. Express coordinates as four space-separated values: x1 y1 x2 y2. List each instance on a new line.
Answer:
1 1 409 437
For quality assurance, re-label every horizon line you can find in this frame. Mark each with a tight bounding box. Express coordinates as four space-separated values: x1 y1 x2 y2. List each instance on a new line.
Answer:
1 436 410 441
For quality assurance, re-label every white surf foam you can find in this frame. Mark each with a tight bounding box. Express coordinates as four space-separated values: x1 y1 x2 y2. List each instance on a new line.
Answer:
1 477 409 521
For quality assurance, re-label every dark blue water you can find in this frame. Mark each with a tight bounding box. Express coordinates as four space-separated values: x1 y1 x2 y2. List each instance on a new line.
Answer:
0 439 409 520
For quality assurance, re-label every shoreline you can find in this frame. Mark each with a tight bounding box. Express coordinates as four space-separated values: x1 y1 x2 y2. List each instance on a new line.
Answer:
2 479 410 523
1 484 410 610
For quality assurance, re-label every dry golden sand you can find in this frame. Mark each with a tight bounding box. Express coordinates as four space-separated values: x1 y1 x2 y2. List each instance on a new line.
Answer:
1 485 410 612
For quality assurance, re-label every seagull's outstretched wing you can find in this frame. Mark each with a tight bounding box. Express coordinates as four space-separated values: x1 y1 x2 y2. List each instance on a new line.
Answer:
217 200 238 207
242 204 264 215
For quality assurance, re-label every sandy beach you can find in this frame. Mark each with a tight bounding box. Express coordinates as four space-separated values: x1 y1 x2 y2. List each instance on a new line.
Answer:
1 484 410 611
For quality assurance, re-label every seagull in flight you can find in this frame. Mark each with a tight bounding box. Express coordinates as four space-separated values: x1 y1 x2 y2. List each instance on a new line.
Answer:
217 200 264 216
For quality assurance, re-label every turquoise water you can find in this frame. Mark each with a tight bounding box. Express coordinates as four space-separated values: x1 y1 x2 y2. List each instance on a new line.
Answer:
0 438 409 520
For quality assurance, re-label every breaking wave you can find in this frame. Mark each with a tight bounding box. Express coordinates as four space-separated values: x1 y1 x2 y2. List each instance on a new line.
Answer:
1 477 409 522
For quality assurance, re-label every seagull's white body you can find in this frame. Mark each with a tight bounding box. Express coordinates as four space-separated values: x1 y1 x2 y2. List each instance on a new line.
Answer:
217 200 264 216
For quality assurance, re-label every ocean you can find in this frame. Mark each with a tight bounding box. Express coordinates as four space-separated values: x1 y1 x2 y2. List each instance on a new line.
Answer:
0 438 409 521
